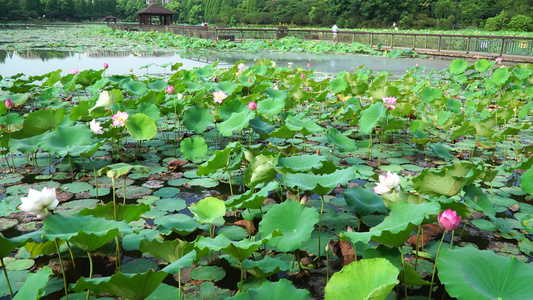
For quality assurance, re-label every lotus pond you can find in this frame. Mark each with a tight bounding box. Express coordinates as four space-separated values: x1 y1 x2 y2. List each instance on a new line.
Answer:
1 26 533 300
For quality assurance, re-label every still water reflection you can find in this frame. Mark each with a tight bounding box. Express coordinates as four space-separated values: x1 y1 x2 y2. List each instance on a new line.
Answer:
0 49 453 78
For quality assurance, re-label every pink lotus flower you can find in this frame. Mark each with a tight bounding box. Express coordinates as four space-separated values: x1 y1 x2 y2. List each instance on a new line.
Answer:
248 101 257 110
307 62 311 68
373 171 401 194
5 98 13 109
18 187 59 217
71 68 79 75
112 110 129 127
438 209 461 231
90 119 103 134
165 85 175 94
248 77 252 83
238 63 245 71
382 96 397 110
273 83 279 90
103 63 109 69
213 90 228 104
476 55 481 59
496 57 503 64
301 73 305 79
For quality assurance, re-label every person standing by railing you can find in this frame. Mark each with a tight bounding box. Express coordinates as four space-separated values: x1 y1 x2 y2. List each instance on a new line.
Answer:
332 24 338 43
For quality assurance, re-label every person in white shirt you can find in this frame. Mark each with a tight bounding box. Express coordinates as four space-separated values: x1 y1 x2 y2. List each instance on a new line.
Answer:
332 24 338 43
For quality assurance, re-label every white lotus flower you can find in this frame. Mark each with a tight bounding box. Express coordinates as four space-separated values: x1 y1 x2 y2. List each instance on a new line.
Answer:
18 187 59 217
373 171 401 194
90 119 103 134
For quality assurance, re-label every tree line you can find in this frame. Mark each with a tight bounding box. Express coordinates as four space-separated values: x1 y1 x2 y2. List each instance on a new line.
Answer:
1 0 532 31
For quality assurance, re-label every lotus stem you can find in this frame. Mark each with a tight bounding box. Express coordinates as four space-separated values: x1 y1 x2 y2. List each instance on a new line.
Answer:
317 195 325 268
10 152 15 173
55 238 69 300
86 251 93 300
238 263 244 293
88 158 98 199
111 176 121 271
123 176 127 205
1 257 13 299
325 245 330 282
68 155 74 179
66 241 76 267
377 130 382 167
178 270 182 300
414 225 421 271
399 246 408 300
450 230 455 249
428 233 446 300
33 153 41 173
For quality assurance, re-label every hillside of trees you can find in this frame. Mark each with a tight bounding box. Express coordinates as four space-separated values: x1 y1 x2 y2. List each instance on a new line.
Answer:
1 0 532 31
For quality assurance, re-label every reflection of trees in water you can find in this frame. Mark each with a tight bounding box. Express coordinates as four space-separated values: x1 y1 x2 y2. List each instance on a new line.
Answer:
178 50 218 63
0 50 10 64
84 50 131 58
13 50 74 61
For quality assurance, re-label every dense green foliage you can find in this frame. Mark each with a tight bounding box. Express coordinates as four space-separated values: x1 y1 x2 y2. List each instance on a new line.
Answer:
1 0 533 31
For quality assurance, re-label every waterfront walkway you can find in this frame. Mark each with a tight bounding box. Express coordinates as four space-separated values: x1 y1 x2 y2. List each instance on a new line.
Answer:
107 24 533 63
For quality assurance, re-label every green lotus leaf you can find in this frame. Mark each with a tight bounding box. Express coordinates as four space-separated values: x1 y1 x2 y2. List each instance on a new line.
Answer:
155 214 204 236
229 278 312 300
284 166 357 196
189 196 226 225
12 266 53 300
218 99 246 121
285 115 324 136
127 102 160 123
0 235 17 258
324 258 399 300
242 255 292 279
343 186 388 215
438 245 533 300
38 125 99 157
431 143 454 161
269 125 297 139
197 146 233 176
42 214 131 252
161 251 198 275
277 154 327 173
124 113 157 141
259 200 319 252
71 270 167 300
341 201 440 247
98 163 150 178
421 87 443 103
139 239 195 263
449 59 468 74
2 258 34 271
79 203 150 223
183 105 214 134
122 80 149 97
9 134 43 154
23 240 58 258
217 110 255 137
359 102 386 134
329 78 348 93
257 95 286 117
197 232 279 262
11 108 66 139
326 127 357 153
226 181 279 210
521 167 533 196
243 154 278 188
412 161 479 197
474 59 492 73
489 67 510 86
180 136 208 160
249 116 276 134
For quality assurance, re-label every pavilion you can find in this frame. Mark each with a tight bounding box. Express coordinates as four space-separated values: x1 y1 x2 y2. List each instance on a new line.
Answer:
136 3 176 26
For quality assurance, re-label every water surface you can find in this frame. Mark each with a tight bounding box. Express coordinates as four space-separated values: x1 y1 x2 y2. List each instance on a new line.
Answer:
0 49 453 78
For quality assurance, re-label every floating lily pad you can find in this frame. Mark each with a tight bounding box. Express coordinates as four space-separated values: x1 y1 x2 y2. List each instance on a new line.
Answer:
61 182 93 193
0 174 24 185
187 178 219 188
153 187 180 198
122 259 159 274
154 198 186 213
190 265 226 281
115 186 152 200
